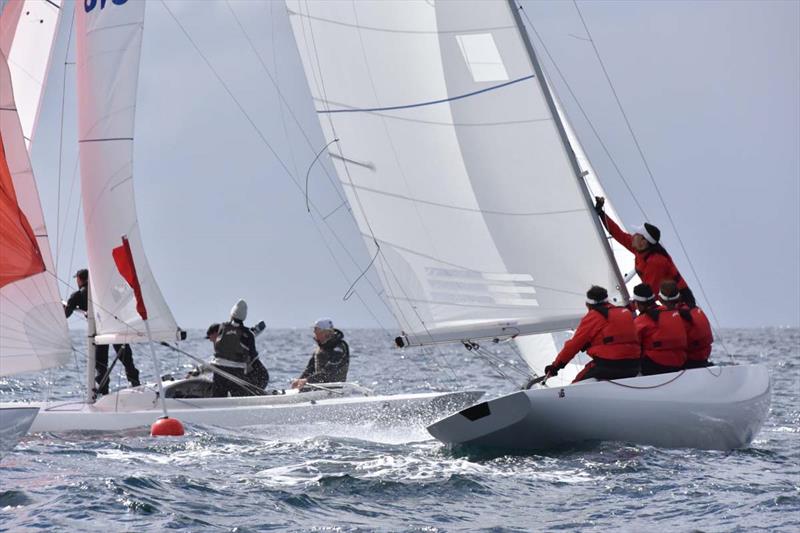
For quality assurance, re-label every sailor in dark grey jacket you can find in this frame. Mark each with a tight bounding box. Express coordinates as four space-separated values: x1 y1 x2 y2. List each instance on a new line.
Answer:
211 299 259 397
291 318 349 389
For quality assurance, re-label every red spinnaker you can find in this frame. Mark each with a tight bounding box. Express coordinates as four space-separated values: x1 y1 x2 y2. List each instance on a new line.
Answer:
112 236 148 320
0 131 45 288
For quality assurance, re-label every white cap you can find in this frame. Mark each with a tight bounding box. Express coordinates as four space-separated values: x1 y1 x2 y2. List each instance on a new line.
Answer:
230 299 248 321
314 317 334 330
633 224 657 245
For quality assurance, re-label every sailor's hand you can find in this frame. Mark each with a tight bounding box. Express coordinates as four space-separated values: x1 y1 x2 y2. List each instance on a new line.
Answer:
594 196 605 215
290 378 307 389
544 364 559 377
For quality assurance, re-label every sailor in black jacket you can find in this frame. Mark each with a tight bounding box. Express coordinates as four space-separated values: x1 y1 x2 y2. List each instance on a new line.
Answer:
64 269 140 394
291 318 350 390
211 299 262 397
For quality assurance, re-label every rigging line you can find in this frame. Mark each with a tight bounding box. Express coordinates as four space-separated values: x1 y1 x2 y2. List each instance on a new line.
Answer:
516 3 647 220
55 4 76 280
160 0 296 182
298 3 398 309
164 0 398 333
307 213 395 336
572 0 733 361
66 186 81 297
343 239 379 301
337 0 458 384
270 1 302 183
268 2 388 328
468 345 519 384
224 0 347 207
287 8 515 36
57 157 79 280
342 181 586 217
316 75 536 114
305 138 339 213
474 345 530 378
266 2 391 338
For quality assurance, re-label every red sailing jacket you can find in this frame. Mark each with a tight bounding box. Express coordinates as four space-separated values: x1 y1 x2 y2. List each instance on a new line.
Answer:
553 304 641 368
601 213 688 296
680 305 714 362
635 307 688 368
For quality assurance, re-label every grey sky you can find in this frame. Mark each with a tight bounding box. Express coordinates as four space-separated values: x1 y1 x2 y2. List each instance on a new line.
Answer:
31 0 799 331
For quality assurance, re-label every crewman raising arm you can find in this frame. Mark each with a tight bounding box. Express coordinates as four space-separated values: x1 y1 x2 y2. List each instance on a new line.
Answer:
594 196 696 308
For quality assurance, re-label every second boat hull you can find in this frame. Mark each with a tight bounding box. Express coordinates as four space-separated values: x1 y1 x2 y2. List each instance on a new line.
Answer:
427 364 771 451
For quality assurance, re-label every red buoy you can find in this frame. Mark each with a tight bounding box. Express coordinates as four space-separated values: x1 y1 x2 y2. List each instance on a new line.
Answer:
150 416 185 437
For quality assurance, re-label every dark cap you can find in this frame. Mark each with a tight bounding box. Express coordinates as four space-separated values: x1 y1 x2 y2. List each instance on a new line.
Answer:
586 285 608 304
205 323 220 339
632 283 655 302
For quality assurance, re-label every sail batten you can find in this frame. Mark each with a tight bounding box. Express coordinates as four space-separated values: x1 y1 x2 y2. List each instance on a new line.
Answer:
288 0 629 346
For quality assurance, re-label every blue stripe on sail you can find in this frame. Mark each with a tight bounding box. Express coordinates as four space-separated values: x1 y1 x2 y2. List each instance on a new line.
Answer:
316 74 535 115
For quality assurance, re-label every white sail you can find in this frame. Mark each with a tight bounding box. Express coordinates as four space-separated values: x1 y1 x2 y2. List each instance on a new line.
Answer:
513 78 637 382
76 0 179 344
0 47 70 376
0 0 62 148
287 0 625 347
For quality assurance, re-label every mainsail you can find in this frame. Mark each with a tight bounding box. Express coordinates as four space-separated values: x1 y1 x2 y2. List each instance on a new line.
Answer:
76 0 179 344
0 0 62 147
287 0 627 347
0 46 70 376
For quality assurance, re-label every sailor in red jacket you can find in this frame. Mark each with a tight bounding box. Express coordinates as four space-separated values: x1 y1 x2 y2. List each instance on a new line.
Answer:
632 283 688 375
594 196 696 308
544 286 641 383
659 280 714 368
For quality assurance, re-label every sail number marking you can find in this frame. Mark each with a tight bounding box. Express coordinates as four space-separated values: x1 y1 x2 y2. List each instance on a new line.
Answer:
84 0 128 13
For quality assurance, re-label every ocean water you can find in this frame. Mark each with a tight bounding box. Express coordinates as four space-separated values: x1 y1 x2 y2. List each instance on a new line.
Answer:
1 327 798 532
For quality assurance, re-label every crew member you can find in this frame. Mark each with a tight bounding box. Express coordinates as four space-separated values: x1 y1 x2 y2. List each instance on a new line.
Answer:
659 281 714 368
210 299 260 397
632 283 688 375
544 286 641 383
207 321 269 391
594 196 696 308
64 268 140 395
290 318 350 390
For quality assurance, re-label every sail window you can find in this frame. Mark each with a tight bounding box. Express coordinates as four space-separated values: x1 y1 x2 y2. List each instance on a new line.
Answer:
455 33 509 82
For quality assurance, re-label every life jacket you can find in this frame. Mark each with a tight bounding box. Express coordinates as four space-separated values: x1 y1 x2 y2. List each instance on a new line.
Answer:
213 321 253 366
639 307 688 368
679 306 713 362
309 329 350 383
634 244 689 293
585 305 641 361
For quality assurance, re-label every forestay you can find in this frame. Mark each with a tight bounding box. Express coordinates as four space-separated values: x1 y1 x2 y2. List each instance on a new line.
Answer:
513 77 636 382
287 0 626 346
76 0 179 344
0 47 70 376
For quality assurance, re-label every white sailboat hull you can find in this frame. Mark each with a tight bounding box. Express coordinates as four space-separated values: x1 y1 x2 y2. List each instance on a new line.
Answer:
3 386 484 434
0 406 39 459
427 364 771 451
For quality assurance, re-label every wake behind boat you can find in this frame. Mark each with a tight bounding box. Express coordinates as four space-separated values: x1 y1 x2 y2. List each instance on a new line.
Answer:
428 365 770 451
0 407 39 460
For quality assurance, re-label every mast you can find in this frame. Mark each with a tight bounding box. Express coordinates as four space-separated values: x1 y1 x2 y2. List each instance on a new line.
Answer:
506 0 629 301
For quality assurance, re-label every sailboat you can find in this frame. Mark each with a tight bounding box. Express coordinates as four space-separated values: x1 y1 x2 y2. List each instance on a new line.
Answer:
0 0 69 457
284 0 771 451
0 0 482 435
